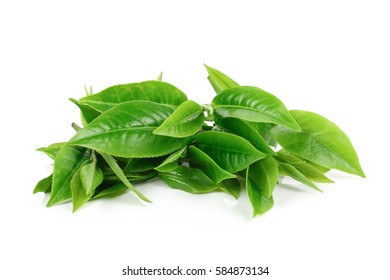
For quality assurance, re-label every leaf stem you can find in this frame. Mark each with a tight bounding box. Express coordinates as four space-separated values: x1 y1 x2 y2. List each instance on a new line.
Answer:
71 122 82 132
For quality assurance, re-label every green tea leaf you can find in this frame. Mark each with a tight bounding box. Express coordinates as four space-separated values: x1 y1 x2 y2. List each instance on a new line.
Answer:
69 101 191 158
80 152 104 195
278 162 322 192
212 86 301 131
302 159 330 173
79 80 187 112
159 166 220 194
47 144 91 207
124 157 167 173
276 149 333 183
69 98 101 125
248 156 278 198
204 64 239 94
153 100 205 138
155 147 186 172
99 152 151 203
195 131 265 173
214 116 276 155
103 170 157 183
218 178 241 199
36 142 66 160
187 146 236 183
93 183 128 199
246 168 274 216
248 122 277 147
271 110 365 177
33 174 52 194
71 168 93 212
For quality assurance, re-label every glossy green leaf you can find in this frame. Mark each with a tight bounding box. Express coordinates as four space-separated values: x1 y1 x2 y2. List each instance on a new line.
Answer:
47 145 91 207
159 166 220 194
153 100 205 138
246 168 274 216
214 116 276 155
155 147 186 172
103 172 157 184
78 80 187 112
212 86 301 131
276 149 333 183
278 162 322 192
303 159 331 173
71 168 93 212
271 110 365 177
93 183 128 199
204 64 239 94
69 98 101 125
99 152 151 203
33 174 52 194
124 157 166 173
187 146 236 183
36 142 66 160
248 156 278 198
218 178 241 199
80 152 104 195
126 171 158 183
195 131 265 173
69 101 191 158
248 122 277 147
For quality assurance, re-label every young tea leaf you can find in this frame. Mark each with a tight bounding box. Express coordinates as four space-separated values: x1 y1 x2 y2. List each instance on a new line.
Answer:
218 178 241 199
271 110 365 177
47 144 91 207
69 101 191 158
80 152 104 195
214 116 276 155
93 183 128 199
278 162 322 192
204 64 239 94
276 149 333 183
154 147 186 172
99 152 151 203
248 122 277 147
33 174 52 194
248 156 279 198
301 159 330 173
153 100 205 138
195 131 265 173
78 80 187 113
124 157 167 173
187 146 236 183
71 168 93 212
36 142 66 160
246 168 274 216
69 98 101 125
159 166 220 194
212 86 301 131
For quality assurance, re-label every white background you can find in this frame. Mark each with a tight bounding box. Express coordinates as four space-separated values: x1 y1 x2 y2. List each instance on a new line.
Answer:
1 1 389 279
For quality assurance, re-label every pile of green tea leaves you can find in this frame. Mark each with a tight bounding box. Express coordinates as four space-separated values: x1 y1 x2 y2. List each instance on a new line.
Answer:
34 65 365 215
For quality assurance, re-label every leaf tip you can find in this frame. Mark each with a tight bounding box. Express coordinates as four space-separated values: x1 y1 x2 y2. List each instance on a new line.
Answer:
356 167 366 178
46 200 55 208
69 97 78 104
290 122 302 131
156 71 163 81
203 63 212 73
72 205 81 213
152 127 164 136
